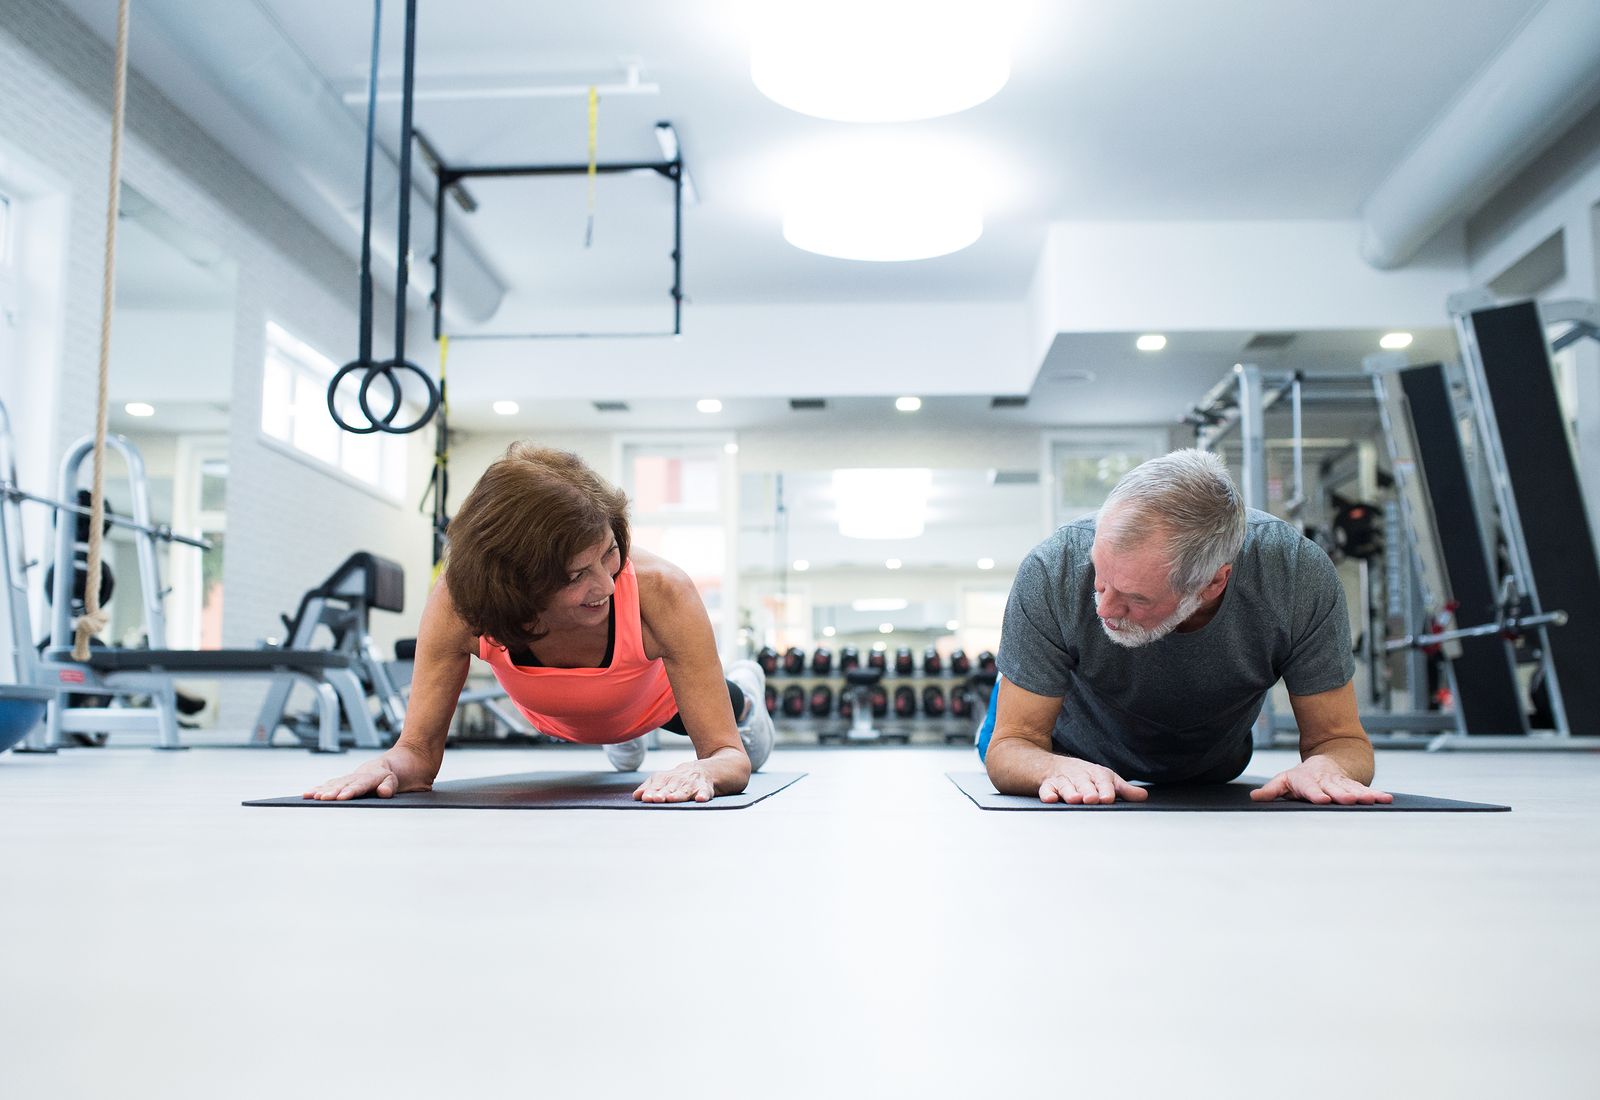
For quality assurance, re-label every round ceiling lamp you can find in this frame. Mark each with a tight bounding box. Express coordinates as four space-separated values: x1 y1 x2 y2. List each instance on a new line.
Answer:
783 151 983 262
751 1 1010 122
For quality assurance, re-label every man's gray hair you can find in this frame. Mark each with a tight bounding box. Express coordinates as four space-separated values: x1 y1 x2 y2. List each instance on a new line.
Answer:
1098 449 1246 594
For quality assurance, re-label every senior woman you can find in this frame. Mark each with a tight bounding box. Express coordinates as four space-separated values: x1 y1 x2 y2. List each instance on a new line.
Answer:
305 444 773 804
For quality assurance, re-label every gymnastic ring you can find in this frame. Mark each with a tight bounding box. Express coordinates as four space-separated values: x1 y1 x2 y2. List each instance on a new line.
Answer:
360 358 440 435
326 359 397 435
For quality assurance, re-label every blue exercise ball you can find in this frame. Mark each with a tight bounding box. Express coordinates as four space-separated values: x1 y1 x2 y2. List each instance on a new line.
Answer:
0 688 50 754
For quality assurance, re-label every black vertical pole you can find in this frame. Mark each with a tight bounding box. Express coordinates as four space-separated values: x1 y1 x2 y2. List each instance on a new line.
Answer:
671 161 683 336
431 168 446 342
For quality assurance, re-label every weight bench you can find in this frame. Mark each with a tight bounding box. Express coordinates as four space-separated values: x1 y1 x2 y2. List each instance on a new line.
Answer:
34 647 377 754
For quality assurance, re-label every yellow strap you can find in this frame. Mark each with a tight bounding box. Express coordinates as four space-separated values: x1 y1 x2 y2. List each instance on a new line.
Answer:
584 85 598 247
437 333 450 418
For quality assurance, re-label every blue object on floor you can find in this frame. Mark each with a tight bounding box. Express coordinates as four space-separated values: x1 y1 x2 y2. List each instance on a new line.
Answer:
0 687 51 754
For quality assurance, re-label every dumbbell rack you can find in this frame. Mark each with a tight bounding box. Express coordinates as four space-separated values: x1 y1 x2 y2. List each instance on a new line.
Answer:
764 667 985 745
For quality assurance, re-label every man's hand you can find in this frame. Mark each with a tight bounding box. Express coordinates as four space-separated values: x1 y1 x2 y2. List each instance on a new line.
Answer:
634 761 716 803
1250 755 1393 804
1039 758 1149 805
303 742 438 801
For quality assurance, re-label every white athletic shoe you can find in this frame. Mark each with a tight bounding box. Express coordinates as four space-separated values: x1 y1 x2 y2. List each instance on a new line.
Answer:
604 736 648 772
726 658 774 773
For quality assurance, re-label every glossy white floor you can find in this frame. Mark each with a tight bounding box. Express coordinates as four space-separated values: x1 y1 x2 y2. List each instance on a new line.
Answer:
1 742 1597 1100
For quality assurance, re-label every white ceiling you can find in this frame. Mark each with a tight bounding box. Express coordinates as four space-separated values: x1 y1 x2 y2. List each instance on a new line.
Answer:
56 0 1546 310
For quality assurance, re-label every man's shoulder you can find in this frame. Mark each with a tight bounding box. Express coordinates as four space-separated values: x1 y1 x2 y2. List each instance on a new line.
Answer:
1025 518 1096 574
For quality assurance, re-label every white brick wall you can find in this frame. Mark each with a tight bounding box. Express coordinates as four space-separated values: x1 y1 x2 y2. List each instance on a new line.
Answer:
0 0 435 735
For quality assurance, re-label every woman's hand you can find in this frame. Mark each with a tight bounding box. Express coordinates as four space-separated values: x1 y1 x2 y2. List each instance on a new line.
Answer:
633 761 716 803
302 742 439 801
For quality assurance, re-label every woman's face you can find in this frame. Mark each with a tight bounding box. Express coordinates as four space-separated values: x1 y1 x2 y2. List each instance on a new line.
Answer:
542 532 621 631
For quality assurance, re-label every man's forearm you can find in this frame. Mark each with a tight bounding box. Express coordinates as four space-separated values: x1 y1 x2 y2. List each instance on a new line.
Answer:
986 737 1068 796
1304 735 1375 785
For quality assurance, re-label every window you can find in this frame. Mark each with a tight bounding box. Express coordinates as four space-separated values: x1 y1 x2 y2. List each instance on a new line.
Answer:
261 322 406 500
0 190 11 264
1043 429 1170 529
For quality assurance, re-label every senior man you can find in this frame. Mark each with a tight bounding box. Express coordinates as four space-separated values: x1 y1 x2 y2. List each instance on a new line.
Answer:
981 449 1391 805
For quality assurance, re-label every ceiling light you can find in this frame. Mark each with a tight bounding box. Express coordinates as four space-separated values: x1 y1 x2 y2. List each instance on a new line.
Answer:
750 0 1011 122
1136 334 1167 352
823 626 836 637
945 619 960 631
833 468 931 539
852 598 909 612
697 398 723 414
793 559 810 572
783 148 982 262
492 400 519 416
879 623 894 634
885 558 903 570
124 402 155 417
724 442 740 455
1380 332 1414 350
895 396 922 413
872 641 887 651
977 557 995 570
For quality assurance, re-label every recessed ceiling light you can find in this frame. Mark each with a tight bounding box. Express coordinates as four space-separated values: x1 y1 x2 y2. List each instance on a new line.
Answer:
697 398 723 414
124 402 155 417
750 1 1011 123
1380 332 1414 350
783 148 982 262
945 619 960 631
977 557 995 570
724 442 740 455
871 641 887 651
793 559 810 572
885 558 903 570
895 396 922 413
492 400 519 416
879 623 894 634
1136 334 1167 352
853 598 909 612
822 626 836 637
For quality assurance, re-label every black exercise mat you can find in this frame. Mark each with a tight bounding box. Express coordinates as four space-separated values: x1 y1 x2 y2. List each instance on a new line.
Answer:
947 772 1508 812
245 770 806 810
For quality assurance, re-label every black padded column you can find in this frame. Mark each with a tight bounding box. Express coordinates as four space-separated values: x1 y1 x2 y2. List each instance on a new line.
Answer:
1399 362 1527 735
1470 303 1600 735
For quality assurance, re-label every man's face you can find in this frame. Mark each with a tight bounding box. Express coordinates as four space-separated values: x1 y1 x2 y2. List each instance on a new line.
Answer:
1088 527 1202 649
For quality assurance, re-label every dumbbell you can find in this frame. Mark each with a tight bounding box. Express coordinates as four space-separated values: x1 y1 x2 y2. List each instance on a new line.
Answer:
781 685 807 717
867 648 887 672
893 685 917 718
893 647 914 676
838 691 854 720
764 684 778 715
809 685 834 717
869 684 889 718
949 649 971 675
811 647 833 675
977 650 997 675
757 647 780 677
839 646 861 673
949 685 974 719
922 647 942 676
783 647 806 675
922 685 947 717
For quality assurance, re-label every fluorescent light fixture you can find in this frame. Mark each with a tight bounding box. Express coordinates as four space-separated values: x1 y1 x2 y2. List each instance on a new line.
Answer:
879 623 895 634
895 396 922 413
852 598 909 612
783 147 982 262
977 557 995 570
833 468 931 539
823 626 837 637
885 558 903 570
724 442 740 455
1380 332 1414 350
793 559 810 572
697 398 723 413
124 402 155 417
1136 334 1167 352
750 0 1011 122
946 619 960 631
492 400 519 415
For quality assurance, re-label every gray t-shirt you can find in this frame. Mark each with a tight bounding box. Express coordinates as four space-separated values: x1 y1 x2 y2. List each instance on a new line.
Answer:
997 509 1353 783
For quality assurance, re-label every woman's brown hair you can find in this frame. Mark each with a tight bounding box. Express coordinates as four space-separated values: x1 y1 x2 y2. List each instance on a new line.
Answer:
443 444 630 649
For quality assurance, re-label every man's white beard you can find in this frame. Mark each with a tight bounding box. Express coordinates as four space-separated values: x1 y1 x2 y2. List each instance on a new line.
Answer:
1101 590 1205 649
